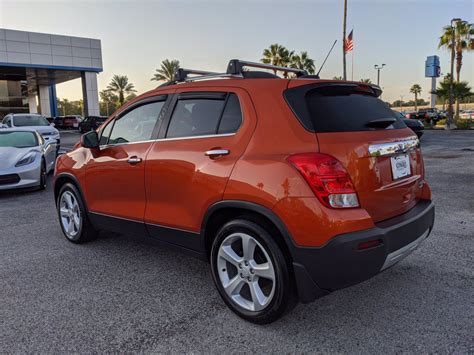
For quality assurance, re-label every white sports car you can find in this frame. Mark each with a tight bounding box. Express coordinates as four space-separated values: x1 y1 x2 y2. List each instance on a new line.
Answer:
0 128 56 190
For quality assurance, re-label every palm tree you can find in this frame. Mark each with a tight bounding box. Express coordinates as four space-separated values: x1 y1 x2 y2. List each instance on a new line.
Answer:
261 44 293 76
410 84 422 111
151 59 180 82
432 81 473 117
439 20 474 82
360 78 372 84
106 75 136 107
290 51 315 74
100 89 117 116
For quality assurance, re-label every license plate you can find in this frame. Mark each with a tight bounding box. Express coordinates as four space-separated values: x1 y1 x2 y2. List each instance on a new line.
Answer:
391 154 411 180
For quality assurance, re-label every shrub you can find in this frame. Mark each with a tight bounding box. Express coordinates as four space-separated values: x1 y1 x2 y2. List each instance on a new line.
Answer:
456 118 473 130
437 118 446 126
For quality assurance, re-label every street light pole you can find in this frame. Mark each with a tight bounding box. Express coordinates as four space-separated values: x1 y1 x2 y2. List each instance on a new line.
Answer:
447 18 460 129
374 64 386 86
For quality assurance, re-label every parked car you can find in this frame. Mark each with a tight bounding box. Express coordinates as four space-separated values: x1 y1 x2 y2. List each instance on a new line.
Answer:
459 109 474 120
394 111 424 138
418 108 441 121
55 115 83 129
2 113 60 155
54 60 434 324
407 108 443 123
78 116 108 133
0 128 56 190
405 111 418 119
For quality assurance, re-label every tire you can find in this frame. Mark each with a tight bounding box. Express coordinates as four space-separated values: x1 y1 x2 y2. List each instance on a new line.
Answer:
57 183 97 243
38 160 47 190
210 218 295 324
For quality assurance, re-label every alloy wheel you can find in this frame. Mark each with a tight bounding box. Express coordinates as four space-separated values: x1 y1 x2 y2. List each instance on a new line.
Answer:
217 232 276 312
59 191 82 239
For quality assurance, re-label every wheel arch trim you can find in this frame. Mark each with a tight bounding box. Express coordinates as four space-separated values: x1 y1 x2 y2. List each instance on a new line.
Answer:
201 200 296 255
54 172 88 211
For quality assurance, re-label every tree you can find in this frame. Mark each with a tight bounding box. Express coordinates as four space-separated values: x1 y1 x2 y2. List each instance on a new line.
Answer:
410 84 422 111
261 44 293 76
439 20 474 82
333 76 343 80
360 78 372 83
290 51 315 74
432 81 473 117
106 75 136 107
151 59 180 83
100 89 118 116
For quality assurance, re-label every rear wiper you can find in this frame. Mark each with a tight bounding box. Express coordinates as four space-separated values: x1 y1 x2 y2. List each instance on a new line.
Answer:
365 118 396 128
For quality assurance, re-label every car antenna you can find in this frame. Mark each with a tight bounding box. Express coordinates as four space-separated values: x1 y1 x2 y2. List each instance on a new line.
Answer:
315 40 337 79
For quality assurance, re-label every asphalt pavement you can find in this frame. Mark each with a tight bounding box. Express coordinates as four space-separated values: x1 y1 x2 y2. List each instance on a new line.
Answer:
0 130 472 352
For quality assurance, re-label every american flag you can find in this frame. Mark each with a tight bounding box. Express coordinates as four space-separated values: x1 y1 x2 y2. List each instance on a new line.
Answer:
345 30 354 52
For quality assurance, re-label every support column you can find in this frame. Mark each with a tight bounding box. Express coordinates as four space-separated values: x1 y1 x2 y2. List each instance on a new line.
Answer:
430 77 437 108
81 72 100 117
49 84 59 117
28 93 38 113
38 85 51 117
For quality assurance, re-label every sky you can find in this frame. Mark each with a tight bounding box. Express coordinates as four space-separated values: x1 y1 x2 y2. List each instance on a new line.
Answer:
0 0 473 103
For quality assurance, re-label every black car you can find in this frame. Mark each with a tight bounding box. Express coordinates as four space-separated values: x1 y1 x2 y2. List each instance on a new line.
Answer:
78 116 108 133
394 111 424 138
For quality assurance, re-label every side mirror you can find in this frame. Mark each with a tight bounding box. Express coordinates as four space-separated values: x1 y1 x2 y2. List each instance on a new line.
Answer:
50 122 55 127
81 131 99 149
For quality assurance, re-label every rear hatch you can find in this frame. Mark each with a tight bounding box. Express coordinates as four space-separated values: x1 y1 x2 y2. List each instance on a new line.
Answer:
285 81 424 222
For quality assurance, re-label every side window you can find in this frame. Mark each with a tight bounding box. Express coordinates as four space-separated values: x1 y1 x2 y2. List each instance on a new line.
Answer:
166 99 225 138
5 117 11 127
218 94 242 134
99 119 113 145
108 101 165 145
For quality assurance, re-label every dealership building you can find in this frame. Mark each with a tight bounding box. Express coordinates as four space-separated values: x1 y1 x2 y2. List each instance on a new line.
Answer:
0 28 102 118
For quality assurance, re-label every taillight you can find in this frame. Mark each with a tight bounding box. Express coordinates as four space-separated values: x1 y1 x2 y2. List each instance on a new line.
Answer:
287 153 359 209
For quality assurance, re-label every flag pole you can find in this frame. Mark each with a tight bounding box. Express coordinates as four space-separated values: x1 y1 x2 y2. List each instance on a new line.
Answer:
342 0 347 80
351 28 354 81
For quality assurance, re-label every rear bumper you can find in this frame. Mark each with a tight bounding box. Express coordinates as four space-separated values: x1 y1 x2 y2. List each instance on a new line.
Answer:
291 200 435 303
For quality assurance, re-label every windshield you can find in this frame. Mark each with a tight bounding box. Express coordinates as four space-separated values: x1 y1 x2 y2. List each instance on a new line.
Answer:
13 115 50 127
0 131 38 148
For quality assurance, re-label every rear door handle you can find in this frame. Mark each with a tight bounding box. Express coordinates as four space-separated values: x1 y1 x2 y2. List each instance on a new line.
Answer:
205 149 230 158
127 156 143 165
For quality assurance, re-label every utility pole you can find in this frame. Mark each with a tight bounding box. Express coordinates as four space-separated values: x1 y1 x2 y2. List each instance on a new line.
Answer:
400 95 404 110
374 64 386 86
342 0 347 80
447 18 460 130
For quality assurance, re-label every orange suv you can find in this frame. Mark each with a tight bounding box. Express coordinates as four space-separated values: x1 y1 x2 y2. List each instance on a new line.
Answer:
54 60 434 324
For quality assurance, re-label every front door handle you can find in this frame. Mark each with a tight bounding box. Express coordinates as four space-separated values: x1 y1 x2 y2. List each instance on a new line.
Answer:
205 149 230 158
127 156 143 165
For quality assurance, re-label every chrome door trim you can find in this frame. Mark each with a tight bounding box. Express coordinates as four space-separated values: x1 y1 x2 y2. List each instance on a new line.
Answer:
368 138 419 157
99 133 237 149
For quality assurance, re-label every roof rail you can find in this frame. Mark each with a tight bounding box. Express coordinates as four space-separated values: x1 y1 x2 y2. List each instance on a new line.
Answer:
173 68 222 82
226 59 308 77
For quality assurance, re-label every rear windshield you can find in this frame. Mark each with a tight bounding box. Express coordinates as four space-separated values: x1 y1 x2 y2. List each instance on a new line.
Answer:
0 131 38 148
285 84 406 132
13 115 50 127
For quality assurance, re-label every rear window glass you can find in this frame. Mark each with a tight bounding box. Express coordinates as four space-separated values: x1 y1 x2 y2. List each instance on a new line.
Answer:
13 115 50 127
286 85 406 132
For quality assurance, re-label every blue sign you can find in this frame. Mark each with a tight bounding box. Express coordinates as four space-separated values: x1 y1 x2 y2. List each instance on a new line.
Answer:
425 55 440 77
